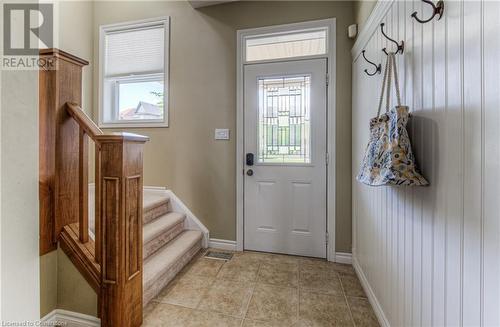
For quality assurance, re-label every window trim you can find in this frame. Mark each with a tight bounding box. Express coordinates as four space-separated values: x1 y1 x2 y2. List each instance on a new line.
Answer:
98 16 170 128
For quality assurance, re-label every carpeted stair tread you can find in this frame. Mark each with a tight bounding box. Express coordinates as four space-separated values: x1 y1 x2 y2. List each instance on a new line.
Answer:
143 193 170 212
143 230 203 289
143 212 185 244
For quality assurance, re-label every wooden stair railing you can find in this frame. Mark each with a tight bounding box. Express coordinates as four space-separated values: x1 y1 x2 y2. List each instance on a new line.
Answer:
58 103 104 294
39 48 149 327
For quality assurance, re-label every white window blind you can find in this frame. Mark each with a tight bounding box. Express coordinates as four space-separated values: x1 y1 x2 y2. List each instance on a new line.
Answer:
104 26 165 77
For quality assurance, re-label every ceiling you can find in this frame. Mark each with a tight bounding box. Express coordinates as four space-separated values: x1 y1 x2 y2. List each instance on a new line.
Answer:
188 0 239 9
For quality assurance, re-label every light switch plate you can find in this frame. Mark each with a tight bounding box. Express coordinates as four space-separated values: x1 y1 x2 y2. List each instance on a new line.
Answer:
215 128 230 140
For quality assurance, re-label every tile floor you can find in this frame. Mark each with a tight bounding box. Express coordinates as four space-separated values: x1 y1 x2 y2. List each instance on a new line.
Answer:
143 250 379 327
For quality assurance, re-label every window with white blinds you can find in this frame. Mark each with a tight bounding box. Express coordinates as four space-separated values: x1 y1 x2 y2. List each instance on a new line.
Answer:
99 17 169 127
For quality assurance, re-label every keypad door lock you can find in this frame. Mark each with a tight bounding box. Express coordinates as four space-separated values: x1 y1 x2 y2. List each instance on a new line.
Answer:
246 153 254 166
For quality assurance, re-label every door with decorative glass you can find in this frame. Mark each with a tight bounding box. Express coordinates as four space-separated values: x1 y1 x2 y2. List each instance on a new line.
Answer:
243 58 327 258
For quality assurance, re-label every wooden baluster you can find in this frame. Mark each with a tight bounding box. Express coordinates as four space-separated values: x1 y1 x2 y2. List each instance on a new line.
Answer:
97 133 148 327
79 126 89 243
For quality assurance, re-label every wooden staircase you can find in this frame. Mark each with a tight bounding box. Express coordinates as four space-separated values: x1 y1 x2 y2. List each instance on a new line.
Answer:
38 49 202 326
92 190 203 305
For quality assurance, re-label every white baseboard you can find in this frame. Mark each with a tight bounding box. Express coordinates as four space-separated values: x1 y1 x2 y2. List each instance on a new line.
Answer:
165 189 210 248
41 309 100 327
206 243 353 262
334 252 352 264
352 255 390 327
208 238 237 251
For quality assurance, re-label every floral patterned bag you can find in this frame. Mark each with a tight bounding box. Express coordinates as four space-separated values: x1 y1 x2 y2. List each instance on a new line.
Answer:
357 53 428 186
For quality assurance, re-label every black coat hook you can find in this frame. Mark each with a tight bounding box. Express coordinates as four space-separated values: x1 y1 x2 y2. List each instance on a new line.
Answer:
362 50 381 76
411 0 444 24
380 23 404 54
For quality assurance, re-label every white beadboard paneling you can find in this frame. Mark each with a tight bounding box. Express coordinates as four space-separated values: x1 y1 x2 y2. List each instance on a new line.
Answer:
482 2 500 326
462 2 483 326
351 1 500 326
444 1 463 325
432 1 446 325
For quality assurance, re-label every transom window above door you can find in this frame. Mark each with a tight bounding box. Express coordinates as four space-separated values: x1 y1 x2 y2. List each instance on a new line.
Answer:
244 27 328 63
99 17 169 128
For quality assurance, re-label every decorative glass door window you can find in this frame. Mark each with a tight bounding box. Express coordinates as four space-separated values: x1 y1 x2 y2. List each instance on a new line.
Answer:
258 75 311 164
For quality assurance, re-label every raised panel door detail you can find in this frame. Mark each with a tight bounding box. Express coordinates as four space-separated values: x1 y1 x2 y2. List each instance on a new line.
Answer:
290 181 312 234
256 181 278 232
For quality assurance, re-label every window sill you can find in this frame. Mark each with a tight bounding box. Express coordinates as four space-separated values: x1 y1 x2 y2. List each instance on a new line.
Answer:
98 122 169 129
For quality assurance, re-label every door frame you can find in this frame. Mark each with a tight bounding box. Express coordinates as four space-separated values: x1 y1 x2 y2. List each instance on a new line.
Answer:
236 18 337 261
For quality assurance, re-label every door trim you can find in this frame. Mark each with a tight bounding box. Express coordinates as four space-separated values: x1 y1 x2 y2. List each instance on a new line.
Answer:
236 18 337 261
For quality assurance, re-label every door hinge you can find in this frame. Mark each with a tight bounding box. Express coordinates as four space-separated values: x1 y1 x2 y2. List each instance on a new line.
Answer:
326 73 329 86
325 152 330 165
325 232 329 245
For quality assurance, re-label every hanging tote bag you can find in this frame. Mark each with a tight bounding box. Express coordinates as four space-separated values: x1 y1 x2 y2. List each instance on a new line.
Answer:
357 53 428 186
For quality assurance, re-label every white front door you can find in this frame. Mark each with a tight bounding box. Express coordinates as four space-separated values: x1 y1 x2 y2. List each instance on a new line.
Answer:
243 58 327 258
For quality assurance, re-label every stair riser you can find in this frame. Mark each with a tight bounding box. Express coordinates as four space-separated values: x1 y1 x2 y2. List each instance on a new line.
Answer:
143 240 202 305
143 202 170 224
143 221 185 260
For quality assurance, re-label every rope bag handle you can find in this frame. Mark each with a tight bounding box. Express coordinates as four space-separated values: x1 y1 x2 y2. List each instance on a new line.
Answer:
376 53 402 117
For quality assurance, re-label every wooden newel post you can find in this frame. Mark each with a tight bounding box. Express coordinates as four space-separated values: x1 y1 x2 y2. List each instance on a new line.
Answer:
39 49 89 255
97 133 149 327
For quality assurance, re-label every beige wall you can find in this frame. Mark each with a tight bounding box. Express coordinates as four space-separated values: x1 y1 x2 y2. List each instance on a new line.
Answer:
56 249 98 316
39 0 96 318
40 249 98 318
41 248 97 318
40 252 57 317
1 1 41 320
353 0 377 31
56 1 94 113
93 0 354 252
1 59 40 321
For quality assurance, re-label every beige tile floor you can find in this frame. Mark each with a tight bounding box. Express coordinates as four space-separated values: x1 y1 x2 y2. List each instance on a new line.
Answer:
143 250 379 327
